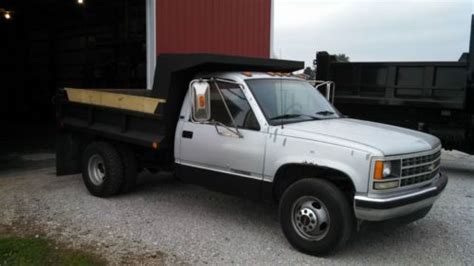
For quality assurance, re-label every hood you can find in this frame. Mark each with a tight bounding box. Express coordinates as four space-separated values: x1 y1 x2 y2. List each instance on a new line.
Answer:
282 118 440 156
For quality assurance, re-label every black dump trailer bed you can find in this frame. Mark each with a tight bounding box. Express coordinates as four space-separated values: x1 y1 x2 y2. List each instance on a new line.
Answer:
316 16 474 153
56 54 303 175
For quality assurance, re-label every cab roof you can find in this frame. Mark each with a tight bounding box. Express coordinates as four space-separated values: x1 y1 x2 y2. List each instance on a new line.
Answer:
198 71 306 84
152 53 304 98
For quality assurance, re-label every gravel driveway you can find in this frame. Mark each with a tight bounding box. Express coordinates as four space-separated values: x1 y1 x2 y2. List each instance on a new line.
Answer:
0 151 473 265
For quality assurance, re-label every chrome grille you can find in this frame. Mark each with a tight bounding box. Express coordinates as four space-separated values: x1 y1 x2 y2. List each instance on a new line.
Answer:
400 170 439 186
400 150 441 187
402 151 441 167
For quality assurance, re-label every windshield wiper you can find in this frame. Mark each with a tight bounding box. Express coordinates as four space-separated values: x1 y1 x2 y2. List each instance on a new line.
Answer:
315 110 336 116
269 114 320 121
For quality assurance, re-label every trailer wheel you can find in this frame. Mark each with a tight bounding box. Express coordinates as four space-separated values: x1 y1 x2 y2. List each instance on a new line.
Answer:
82 142 124 197
118 145 138 193
279 178 354 256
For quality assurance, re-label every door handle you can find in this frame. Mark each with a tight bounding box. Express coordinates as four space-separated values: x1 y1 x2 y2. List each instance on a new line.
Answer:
182 130 193 139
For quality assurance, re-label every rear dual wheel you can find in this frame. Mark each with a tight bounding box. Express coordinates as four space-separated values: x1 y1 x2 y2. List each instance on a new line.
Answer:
82 142 137 197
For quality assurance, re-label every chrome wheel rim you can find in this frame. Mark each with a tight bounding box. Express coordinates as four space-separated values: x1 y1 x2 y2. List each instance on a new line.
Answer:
88 154 106 186
291 196 330 241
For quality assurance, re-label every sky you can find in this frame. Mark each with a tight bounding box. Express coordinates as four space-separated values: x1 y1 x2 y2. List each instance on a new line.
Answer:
273 0 473 67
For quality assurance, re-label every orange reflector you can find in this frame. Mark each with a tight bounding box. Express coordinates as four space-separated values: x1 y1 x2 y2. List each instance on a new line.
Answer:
152 142 159 150
198 95 206 108
242 71 253 77
374 161 384 180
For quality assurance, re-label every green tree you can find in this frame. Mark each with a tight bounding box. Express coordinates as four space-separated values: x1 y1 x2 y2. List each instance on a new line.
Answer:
335 54 350 62
303 67 315 79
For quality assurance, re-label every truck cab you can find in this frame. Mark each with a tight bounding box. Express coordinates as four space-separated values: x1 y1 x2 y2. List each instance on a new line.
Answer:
175 71 447 253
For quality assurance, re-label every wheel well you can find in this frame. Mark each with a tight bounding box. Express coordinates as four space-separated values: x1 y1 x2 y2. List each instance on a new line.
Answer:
272 164 356 203
79 135 169 170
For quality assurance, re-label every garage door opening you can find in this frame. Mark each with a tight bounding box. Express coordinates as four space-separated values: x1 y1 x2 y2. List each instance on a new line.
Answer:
0 0 146 154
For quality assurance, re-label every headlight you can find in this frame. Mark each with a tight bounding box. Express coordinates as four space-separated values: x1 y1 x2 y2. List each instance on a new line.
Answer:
383 161 392 176
373 160 401 180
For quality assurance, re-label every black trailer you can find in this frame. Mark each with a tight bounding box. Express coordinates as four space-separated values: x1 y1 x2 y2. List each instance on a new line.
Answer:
316 16 474 153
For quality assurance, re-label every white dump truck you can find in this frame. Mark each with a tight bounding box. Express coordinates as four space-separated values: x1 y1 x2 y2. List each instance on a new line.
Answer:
56 54 447 255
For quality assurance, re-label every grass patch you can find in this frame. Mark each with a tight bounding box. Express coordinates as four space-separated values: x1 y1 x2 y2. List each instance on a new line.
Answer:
0 236 105 266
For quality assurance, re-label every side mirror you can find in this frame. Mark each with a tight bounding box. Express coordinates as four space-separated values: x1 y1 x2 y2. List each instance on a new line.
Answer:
190 80 211 122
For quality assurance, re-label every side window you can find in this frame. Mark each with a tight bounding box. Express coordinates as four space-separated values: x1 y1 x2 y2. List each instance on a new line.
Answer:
209 81 260 130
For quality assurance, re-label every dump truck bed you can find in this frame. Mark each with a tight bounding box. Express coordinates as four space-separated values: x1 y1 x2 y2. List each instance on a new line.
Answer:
316 54 470 110
58 88 167 149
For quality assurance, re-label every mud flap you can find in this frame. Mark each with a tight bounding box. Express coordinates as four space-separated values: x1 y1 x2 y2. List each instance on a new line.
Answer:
56 133 82 176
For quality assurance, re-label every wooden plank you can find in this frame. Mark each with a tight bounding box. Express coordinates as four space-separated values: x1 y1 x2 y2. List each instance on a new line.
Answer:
65 88 166 114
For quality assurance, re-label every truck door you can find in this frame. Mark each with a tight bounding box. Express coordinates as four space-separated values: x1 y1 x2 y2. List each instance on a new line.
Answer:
177 80 267 199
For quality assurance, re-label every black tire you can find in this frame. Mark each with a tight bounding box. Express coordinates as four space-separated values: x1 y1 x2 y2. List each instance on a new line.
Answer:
279 178 354 256
118 144 138 193
81 142 124 197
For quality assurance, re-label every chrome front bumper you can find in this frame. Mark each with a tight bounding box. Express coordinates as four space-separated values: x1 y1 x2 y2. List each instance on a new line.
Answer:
354 172 448 221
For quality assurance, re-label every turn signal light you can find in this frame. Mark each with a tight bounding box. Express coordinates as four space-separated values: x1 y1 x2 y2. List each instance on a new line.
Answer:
374 161 384 180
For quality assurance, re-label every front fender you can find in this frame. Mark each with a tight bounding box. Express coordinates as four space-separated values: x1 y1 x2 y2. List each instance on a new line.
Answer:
264 138 372 193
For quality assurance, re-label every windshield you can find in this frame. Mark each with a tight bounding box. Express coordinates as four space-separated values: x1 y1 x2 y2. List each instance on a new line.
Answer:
246 79 340 125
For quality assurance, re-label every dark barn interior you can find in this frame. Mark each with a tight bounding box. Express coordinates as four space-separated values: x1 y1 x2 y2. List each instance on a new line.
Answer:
0 0 146 154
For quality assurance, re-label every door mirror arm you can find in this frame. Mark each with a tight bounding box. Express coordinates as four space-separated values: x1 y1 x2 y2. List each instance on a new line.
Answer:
212 120 243 138
212 79 243 138
314 81 335 104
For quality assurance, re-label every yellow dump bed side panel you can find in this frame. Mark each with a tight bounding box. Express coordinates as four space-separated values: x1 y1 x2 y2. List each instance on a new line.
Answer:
65 88 166 114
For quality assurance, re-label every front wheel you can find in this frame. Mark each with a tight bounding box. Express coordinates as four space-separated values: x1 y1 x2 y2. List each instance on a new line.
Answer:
279 178 354 256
